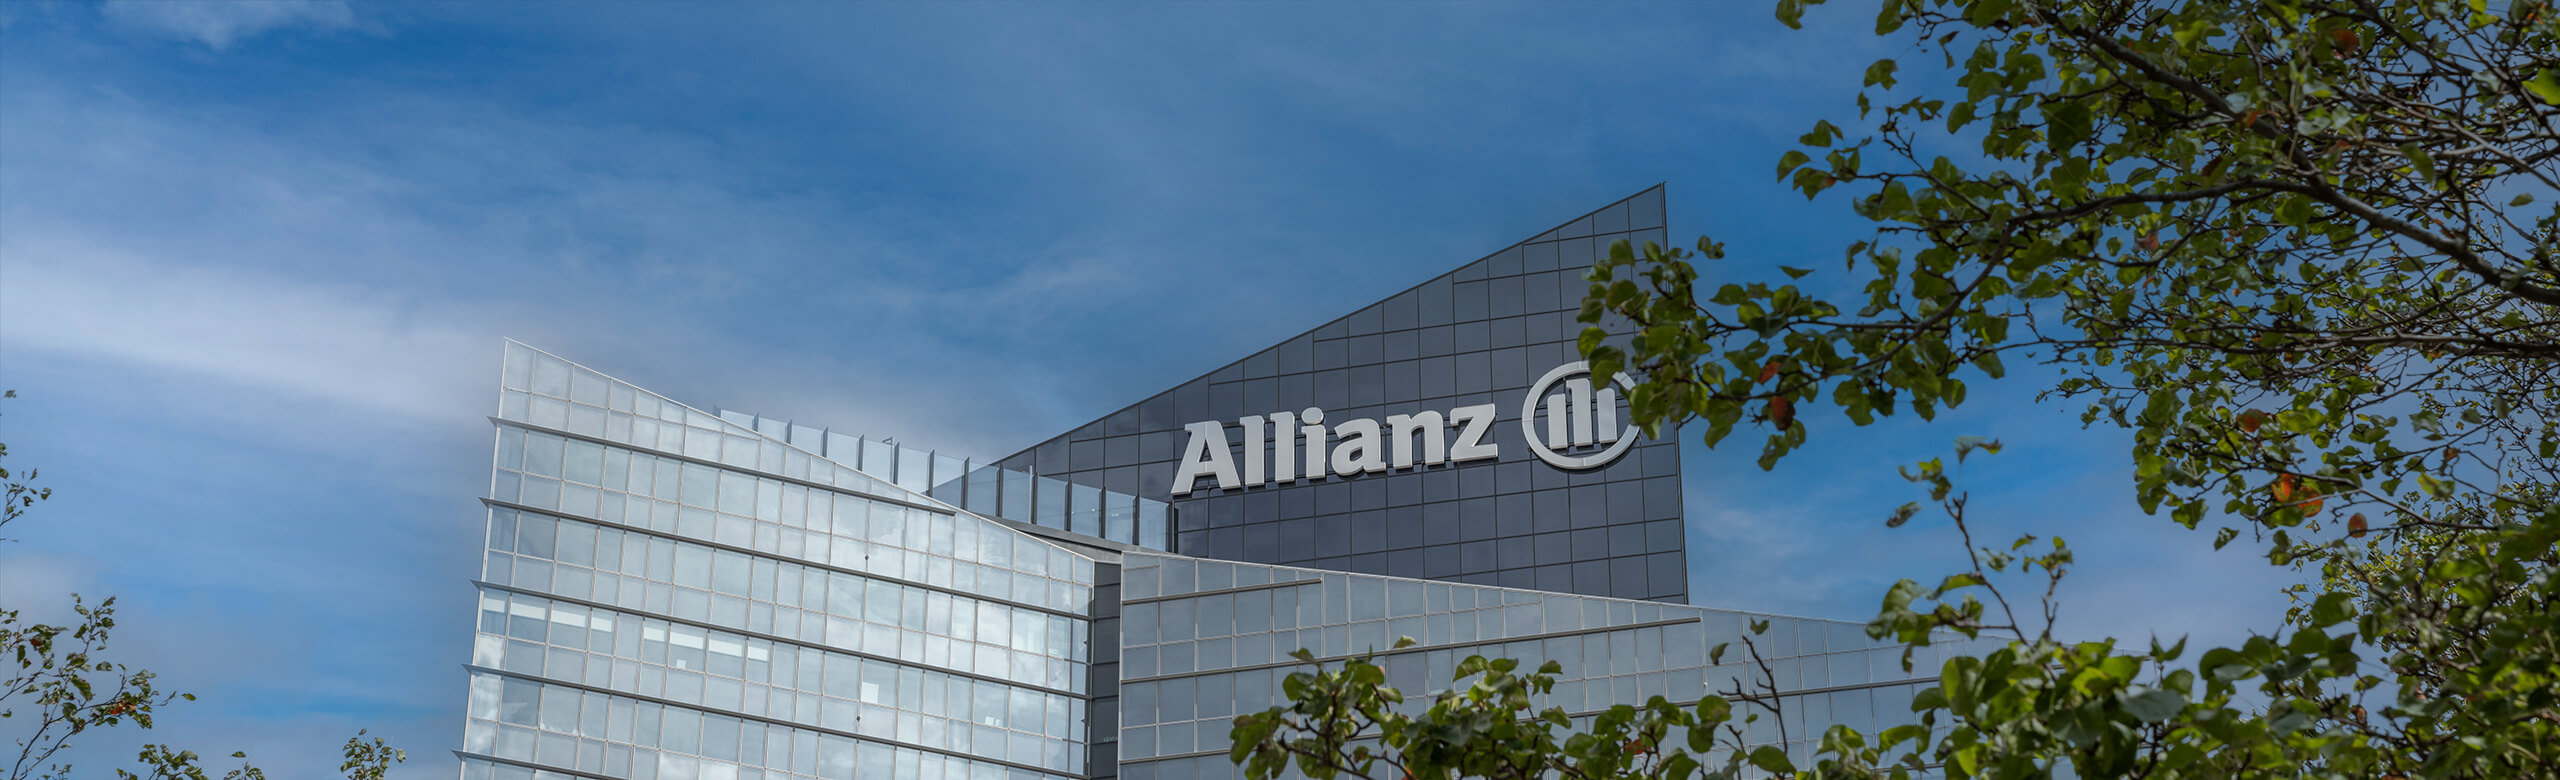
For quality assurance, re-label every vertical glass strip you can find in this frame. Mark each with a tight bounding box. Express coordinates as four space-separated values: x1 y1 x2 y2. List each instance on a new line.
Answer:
1035 477 1067 530
1001 470 1032 523
1102 492 1135 544
930 453 967 504
889 446 927 494
963 463 1001 517
1138 502 1169 551
1070 484 1102 538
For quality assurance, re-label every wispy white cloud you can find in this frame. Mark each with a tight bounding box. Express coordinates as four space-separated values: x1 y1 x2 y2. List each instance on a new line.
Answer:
0 242 492 425
100 0 355 49
0 6 2316 778
0 555 94 622
0 72 1113 459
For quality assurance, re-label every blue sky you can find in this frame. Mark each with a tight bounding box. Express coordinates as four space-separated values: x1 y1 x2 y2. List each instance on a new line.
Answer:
0 2 2304 777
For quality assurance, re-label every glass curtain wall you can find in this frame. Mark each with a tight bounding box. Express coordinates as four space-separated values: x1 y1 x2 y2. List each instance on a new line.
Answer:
460 342 1104 780
1111 552 1986 779
719 409 1172 552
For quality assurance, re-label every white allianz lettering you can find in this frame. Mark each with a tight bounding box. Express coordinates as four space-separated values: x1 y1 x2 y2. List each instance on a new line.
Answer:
1329 418 1386 476
1170 420 1241 496
1270 409 1298 483
1384 411 1445 469
1299 407 1328 479
1447 403 1499 462
1169 361 1638 495
1240 414 1268 486
1171 402 1501 494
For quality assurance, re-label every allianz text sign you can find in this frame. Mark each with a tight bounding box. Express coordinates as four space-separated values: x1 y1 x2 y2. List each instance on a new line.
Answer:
1171 361 1638 496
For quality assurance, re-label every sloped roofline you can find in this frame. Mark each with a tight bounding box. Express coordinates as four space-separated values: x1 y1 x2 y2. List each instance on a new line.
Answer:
1000 183 1666 462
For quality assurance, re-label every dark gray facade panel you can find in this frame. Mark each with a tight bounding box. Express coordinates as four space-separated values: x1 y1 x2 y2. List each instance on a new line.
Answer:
1086 563 1125 780
1110 553 1975 780
1005 187 1687 603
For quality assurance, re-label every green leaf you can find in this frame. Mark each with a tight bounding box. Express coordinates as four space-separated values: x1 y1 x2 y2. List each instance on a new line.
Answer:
1780 265 1814 279
1577 327 1607 361
1799 120 1843 147
1747 745 1795 773
2512 193 2535 207
2121 687 2185 722
1865 58 1900 88
2172 18 2212 46
2310 592 2355 627
1777 150 1812 180
2277 195 2315 226
1775 0 1806 29
2526 68 2560 106
2400 143 2438 184
1966 0 2015 25
2047 98 2093 149
1934 572 1984 596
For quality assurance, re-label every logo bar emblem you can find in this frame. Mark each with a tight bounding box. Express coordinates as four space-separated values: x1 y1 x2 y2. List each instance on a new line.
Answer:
1521 361 1639 470
1170 361 1643 496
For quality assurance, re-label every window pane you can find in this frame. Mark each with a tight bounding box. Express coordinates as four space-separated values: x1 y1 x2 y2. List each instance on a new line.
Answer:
1138 502 1169 551
1001 471 1032 523
1104 493 1135 544
525 435 565 479
674 545 712 588
712 551 749 595
1034 477 1066 530
565 441 604 485
718 471 755 516
681 464 717 508
1070 484 1101 538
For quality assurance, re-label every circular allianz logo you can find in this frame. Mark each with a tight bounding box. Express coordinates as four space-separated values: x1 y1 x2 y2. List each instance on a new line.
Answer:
1520 361 1640 470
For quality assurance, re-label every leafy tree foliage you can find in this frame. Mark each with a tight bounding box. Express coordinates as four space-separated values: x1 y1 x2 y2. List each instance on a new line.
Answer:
1236 0 2560 778
1229 643 1765 780
1 391 51 544
5 596 178 779
1 397 406 780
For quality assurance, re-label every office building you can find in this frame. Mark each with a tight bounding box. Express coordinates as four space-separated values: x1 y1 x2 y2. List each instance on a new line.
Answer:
454 187 1959 780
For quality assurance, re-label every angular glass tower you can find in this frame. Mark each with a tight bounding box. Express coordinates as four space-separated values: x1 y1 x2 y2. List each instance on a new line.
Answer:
1111 554 1963 779
454 188 1974 780
998 187 1686 602
464 345 1109 780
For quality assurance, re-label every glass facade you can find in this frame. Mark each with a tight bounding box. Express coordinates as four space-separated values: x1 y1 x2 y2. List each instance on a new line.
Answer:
998 186 1686 602
456 187 1974 780
1113 553 1982 779
462 342 1105 780
711 412 1174 552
